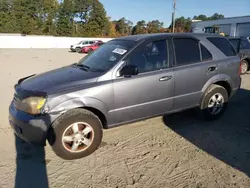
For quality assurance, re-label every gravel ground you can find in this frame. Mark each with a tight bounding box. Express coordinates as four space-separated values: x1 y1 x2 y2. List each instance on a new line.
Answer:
0 49 250 188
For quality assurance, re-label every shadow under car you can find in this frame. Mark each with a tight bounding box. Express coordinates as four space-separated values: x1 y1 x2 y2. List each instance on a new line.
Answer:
162 88 250 177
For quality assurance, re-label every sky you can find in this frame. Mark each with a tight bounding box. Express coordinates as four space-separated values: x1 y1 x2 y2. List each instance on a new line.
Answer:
99 0 250 27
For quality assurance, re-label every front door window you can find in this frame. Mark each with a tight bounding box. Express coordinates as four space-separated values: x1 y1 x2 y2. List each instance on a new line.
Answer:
126 40 169 73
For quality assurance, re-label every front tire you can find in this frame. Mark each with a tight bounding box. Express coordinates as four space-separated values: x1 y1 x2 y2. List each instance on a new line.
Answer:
199 84 228 121
48 108 103 160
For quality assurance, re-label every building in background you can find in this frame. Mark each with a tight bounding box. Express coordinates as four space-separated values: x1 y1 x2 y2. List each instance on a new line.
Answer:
190 15 250 37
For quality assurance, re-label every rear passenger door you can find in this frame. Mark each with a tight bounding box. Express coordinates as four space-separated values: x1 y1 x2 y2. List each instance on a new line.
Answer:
172 37 216 110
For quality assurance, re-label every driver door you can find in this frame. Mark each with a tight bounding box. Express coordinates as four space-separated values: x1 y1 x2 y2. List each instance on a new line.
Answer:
110 39 175 124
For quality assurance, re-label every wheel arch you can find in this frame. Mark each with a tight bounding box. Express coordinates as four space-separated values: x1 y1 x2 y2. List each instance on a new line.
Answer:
80 106 107 129
200 74 233 105
48 97 109 129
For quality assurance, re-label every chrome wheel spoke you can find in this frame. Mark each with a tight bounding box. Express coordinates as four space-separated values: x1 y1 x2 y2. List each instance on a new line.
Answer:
217 95 223 102
72 123 79 134
63 136 74 142
82 126 92 135
211 95 217 102
82 138 91 146
208 102 215 108
71 141 80 151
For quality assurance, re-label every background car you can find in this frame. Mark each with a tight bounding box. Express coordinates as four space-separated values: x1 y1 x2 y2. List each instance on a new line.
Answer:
228 37 250 74
70 40 102 53
80 41 104 53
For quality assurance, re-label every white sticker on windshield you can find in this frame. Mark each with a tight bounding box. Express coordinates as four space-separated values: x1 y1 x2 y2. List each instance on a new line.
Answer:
112 48 127 55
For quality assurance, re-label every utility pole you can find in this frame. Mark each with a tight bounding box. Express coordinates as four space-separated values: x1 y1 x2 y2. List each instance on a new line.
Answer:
172 0 176 33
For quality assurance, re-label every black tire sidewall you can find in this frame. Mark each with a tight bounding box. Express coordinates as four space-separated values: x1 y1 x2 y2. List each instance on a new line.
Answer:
49 109 103 160
88 48 93 53
200 85 228 121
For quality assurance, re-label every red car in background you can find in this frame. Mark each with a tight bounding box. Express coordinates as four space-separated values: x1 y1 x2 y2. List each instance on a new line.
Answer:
80 41 104 53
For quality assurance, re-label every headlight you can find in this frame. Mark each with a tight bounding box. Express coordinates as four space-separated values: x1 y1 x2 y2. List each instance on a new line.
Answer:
16 96 46 115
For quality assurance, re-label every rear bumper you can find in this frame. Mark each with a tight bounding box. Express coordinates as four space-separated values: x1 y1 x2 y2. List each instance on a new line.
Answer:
8 101 51 146
231 76 242 97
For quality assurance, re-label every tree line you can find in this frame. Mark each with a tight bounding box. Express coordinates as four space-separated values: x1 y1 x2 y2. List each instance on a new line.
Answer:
0 0 225 37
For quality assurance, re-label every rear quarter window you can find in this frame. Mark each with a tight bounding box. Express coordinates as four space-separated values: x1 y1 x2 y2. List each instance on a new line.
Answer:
207 37 237 57
200 43 213 61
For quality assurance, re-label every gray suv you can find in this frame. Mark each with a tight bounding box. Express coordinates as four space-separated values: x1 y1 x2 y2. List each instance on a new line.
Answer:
9 33 241 160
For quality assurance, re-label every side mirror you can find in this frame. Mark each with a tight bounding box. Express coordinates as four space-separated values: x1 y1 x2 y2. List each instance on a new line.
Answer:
120 64 138 77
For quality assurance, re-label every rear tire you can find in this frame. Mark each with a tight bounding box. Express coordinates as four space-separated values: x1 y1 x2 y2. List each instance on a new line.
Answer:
88 48 93 54
199 84 228 121
47 108 103 160
240 59 248 74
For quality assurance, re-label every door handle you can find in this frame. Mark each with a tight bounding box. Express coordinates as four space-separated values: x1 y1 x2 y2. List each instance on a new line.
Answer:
208 66 217 72
159 76 172 81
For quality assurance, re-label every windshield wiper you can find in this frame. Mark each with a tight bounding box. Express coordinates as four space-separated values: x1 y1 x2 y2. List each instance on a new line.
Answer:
77 64 90 69
72 63 90 71
72 63 103 72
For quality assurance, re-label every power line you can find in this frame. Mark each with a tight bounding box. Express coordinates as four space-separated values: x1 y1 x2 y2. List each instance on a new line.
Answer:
175 8 182 17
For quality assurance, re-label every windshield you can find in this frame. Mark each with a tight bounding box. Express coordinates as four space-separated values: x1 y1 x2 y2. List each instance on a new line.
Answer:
77 41 83 44
77 40 136 72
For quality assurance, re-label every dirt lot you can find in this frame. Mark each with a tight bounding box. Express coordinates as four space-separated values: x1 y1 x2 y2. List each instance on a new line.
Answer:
0 49 250 188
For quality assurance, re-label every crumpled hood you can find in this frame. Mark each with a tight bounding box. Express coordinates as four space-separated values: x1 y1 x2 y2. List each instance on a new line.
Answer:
18 65 101 94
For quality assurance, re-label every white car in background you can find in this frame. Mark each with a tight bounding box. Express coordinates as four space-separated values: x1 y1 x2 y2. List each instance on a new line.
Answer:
70 40 100 52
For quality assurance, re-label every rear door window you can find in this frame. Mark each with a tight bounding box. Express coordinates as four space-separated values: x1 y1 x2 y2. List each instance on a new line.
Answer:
207 37 237 56
173 38 201 65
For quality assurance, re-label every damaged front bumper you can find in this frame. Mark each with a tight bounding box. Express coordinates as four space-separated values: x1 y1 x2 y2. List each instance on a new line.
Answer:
8 101 51 146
